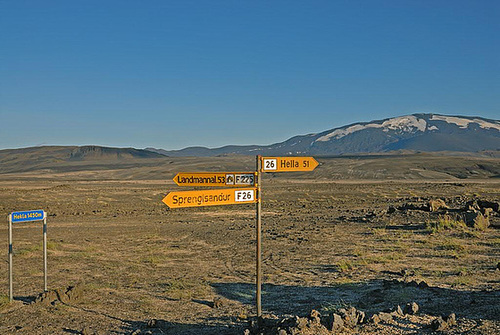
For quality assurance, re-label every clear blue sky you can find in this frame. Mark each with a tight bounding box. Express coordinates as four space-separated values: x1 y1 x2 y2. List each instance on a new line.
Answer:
1 0 498 150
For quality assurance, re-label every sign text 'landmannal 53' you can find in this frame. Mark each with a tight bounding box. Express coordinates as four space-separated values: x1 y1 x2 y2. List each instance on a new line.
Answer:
173 172 255 187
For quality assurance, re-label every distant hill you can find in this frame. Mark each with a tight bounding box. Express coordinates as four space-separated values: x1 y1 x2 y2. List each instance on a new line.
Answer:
0 145 165 174
147 113 500 156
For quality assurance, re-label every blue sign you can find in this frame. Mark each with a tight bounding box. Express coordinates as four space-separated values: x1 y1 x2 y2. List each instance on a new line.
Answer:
10 210 45 223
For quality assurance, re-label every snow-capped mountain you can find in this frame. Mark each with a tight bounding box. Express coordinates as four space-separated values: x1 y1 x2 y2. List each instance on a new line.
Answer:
148 114 500 156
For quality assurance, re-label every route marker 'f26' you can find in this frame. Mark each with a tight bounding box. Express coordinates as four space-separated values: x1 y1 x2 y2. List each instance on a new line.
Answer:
163 188 257 208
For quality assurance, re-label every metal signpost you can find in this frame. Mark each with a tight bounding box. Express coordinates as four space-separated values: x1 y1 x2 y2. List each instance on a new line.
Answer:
163 156 318 319
8 209 48 301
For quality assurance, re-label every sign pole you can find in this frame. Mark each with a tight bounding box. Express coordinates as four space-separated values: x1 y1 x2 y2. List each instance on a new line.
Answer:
256 155 262 318
43 213 47 292
8 214 13 302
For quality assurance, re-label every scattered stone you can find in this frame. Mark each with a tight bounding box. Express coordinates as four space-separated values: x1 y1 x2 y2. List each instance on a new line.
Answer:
430 317 448 331
57 285 83 304
33 290 59 305
213 297 223 309
377 312 393 323
146 319 168 328
370 314 381 325
398 203 429 211
481 207 494 217
404 302 419 315
369 314 380 325
339 307 358 328
429 199 448 212
277 329 287 335
328 313 344 331
395 305 404 316
309 309 321 324
357 310 366 324
400 269 415 277
131 330 141 335
444 313 457 326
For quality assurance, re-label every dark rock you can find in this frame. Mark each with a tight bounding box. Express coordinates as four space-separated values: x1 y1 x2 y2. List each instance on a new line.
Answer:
465 200 481 211
407 280 420 287
404 302 419 315
398 203 429 211
387 206 396 214
430 317 448 331
477 200 500 213
418 280 429 289
464 211 490 229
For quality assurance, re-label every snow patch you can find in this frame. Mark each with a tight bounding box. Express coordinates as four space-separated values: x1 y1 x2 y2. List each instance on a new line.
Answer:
430 115 500 131
316 116 427 142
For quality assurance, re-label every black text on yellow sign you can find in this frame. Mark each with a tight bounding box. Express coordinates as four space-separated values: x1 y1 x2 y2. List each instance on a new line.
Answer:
260 157 318 172
163 188 258 208
173 172 255 187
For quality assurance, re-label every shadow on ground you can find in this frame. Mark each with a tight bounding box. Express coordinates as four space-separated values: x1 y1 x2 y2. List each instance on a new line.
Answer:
212 279 500 320
114 280 500 334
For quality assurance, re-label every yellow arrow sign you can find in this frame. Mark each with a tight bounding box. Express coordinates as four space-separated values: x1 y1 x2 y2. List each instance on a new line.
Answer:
260 157 319 172
163 188 258 208
173 172 255 187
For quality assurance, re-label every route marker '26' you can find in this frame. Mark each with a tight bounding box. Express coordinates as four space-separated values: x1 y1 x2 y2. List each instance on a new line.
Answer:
261 156 318 172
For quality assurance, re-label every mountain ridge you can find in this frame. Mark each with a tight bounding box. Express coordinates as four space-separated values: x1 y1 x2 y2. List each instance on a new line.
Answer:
147 113 500 157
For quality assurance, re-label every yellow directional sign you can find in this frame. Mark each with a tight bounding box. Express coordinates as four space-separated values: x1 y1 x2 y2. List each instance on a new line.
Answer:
162 188 258 208
260 157 319 172
173 172 255 187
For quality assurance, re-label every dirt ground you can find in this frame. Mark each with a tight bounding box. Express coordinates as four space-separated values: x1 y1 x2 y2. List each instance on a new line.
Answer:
0 163 499 334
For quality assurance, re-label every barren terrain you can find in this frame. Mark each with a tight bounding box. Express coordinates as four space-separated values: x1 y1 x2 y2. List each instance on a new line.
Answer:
0 154 499 334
